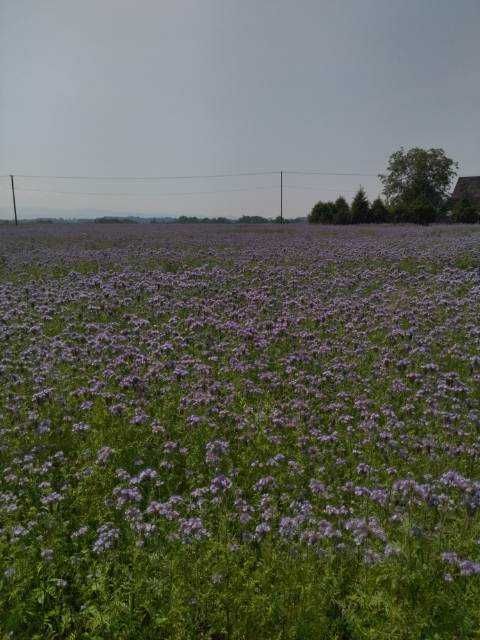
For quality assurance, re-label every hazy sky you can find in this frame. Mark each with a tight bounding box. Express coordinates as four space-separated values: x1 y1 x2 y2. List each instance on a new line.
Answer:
1 0 479 219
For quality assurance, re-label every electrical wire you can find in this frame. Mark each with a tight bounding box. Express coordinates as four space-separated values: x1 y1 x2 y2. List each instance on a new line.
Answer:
287 170 380 177
286 185 358 193
15 185 279 197
12 171 279 181
6 169 382 180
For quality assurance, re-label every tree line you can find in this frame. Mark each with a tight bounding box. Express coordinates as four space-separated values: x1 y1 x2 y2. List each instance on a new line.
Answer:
309 147 480 225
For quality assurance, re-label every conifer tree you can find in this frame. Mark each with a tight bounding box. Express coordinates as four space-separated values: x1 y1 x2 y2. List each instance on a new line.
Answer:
370 197 389 223
350 188 370 224
333 197 351 224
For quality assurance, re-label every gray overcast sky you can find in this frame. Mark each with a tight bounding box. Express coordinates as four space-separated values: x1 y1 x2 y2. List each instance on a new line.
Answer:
1 0 479 219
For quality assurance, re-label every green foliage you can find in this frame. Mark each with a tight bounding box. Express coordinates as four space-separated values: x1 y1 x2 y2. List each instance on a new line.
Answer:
178 216 234 223
238 215 271 224
308 194 387 226
333 197 351 225
404 197 437 225
350 188 370 224
379 147 458 223
3 226 480 638
452 196 479 224
308 200 336 224
94 217 138 224
388 198 436 225
309 198 350 225
370 198 389 223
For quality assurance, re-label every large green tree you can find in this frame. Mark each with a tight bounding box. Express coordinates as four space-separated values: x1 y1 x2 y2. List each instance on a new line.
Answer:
379 147 458 222
308 201 336 224
333 197 351 224
370 197 389 223
350 188 370 224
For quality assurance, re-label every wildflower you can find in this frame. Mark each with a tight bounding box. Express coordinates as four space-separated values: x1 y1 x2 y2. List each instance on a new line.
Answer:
41 492 63 506
309 479 327 495
72 422 90 433
71 526 88 539
96 446 114 465
209 474 232 494
205 439 229 465
179 517 208 541
113 486 142 507
92 523 120 553
254 522 271 539
253 476 276 492
37 420 51 434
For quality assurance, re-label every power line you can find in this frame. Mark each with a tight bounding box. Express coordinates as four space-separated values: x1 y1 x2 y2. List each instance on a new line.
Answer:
287 170 380 177
14 184 362 197
15 185 279 197
286 185 359 193
3 168 384 224
6 169 382 180
12 171 279 181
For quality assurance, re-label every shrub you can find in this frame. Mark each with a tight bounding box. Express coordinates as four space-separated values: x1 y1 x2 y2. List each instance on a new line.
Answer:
452 196 479 224
308 201 336 224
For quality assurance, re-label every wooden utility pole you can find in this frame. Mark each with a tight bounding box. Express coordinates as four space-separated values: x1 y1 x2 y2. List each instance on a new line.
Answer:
10 175 18 226
280 170 283 223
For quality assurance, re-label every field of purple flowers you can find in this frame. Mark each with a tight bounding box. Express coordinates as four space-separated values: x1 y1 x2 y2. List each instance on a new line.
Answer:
1 222 480 639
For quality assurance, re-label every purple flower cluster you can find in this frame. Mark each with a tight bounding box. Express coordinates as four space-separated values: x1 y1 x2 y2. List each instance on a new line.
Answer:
92 523 120 554
1 223 480 591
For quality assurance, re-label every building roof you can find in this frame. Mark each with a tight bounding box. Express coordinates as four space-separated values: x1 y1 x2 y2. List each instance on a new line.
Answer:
452 176 480 203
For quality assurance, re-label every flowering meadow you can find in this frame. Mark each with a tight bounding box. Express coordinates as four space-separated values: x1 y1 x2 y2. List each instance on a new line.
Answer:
1 222 480 639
